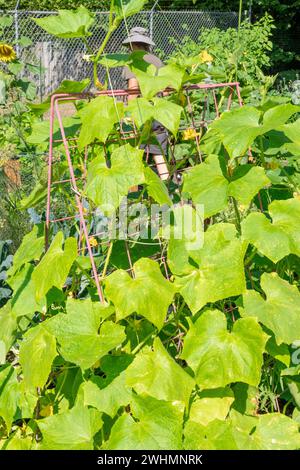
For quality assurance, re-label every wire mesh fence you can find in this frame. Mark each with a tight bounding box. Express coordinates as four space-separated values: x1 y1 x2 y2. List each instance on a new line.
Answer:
1 9 239 97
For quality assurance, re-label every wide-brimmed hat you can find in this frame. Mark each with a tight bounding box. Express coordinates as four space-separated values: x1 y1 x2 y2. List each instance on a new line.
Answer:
122 27 155 46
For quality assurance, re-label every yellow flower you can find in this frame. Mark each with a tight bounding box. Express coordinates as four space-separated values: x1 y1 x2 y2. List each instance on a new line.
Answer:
95 79 104 90
89 236 98 247
40 404 54 417
199 50 213 64
183 128 199 141
0 43 16 63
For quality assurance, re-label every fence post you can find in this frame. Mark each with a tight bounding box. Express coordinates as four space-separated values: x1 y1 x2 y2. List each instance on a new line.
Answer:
14 0 21 56
149 0 159 41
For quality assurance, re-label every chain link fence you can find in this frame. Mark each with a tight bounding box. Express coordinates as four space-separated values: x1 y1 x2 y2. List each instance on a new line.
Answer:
1 9 239 97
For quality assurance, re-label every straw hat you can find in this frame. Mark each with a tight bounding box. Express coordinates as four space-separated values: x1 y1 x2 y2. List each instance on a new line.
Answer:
122 27 155 46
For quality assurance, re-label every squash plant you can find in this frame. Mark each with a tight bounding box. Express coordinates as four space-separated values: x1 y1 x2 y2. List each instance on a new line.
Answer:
1 1 300 450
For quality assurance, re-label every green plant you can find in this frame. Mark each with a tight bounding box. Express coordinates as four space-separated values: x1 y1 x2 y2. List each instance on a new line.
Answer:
0 15 44 248
0 1 300 451
169 14 275 91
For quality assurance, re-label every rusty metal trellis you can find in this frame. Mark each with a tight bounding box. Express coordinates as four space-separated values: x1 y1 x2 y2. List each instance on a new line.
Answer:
46 82 242 303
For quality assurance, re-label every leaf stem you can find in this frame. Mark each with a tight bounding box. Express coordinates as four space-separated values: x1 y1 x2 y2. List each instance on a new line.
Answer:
232 197 241 233
100 241 114 280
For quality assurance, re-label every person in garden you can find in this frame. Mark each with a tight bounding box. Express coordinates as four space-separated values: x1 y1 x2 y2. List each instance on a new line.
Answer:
122 27 170 182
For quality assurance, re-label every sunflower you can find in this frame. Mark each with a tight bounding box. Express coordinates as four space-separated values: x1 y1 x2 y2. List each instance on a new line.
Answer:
0 43 16 63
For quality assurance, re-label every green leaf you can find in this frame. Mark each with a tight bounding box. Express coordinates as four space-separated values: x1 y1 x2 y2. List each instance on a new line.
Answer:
182 155 228 218
241 273 300 345
104 394 184 450
30 79 90 115
128 97 183 135
114 0 147 19
131 63 185 99
0 365 19 431
125 337 195 405
170 223 248 314
211 106 262 158
19 325 57 390
18 182 48 210
184 419 238 450
32 232 77 301
78 95 124 148
0 16 13 28
181 310 268 388
98 53 131 68
44 298 125 370
279 118 300 154
144 167 172 206
184 413 300 450
7 62 24 75
233 413 300 450
0 302 18 362
34 7 95 38
228 165 270 205
183 156 269 217
105 258 176 330
27 116 81 146
37 404 102 450
189 388 234 426
263 103 300 132
85 144 145 215
241 197 300 263
79 355 133 417
7 226 44 277
9 264 46 317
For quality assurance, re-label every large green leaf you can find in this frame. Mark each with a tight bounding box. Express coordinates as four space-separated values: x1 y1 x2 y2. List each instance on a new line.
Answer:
0 303 17 364
32 232 77 301
30 79 90 115
184 419 238 450
263 103 300 132
128 97 183 135
19 325 57 390
184 413 300 450
125 337 195 405
77 95 124 148
79 355 133 417
233 412 300 450
131 63 185 99
27 116 80 146
44 298 125 370
37 404 102 450
227 165 270 205
181 310 268 388
8 264 46 317
183 156 270 217
169 223 248 314
104 394 184 450
144 167 172 206
211 106 262 158
85 144 145 215
34 7 95 38
189 388 234 426
241 273 300 345
241 197 300 263
182 155 228 218
279 118 300 155
105 258 176 330
114 0 147 19
0 365 20 430
7 226 44 277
